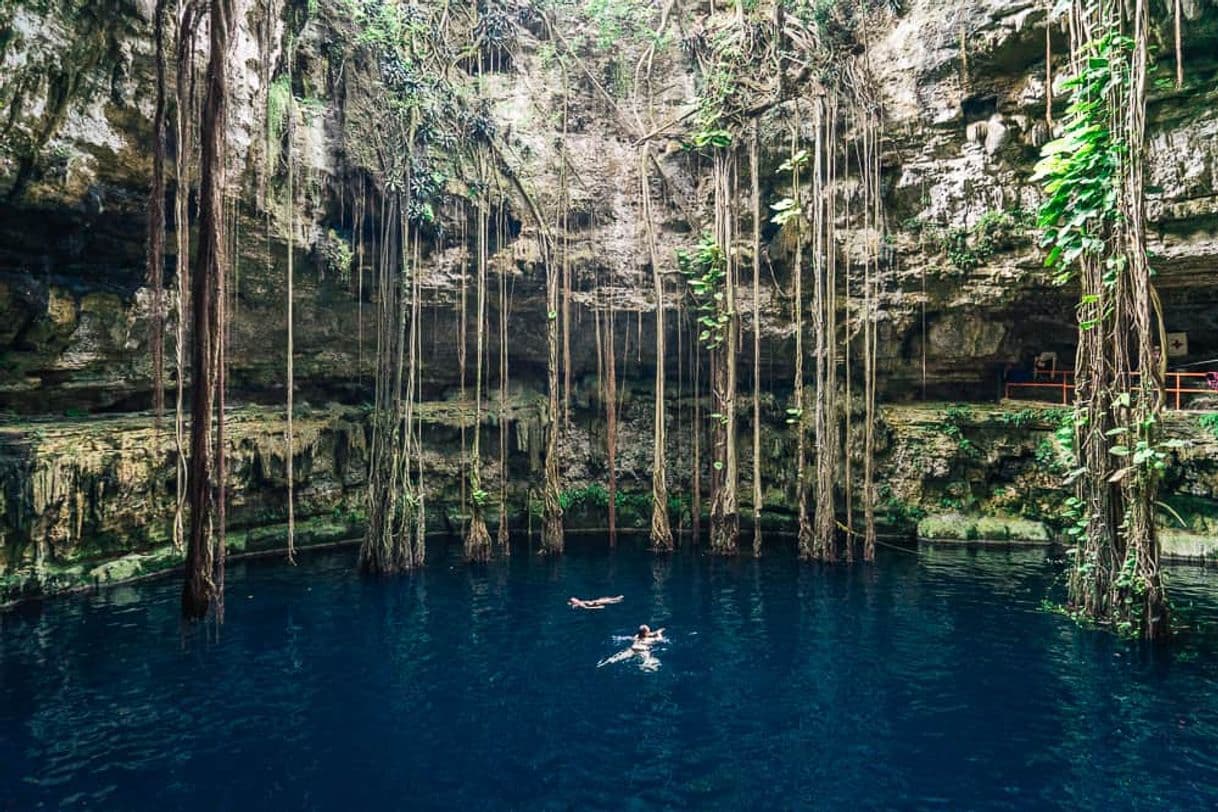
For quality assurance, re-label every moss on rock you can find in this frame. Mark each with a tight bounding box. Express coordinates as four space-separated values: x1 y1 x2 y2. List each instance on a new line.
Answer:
917 512 1051 544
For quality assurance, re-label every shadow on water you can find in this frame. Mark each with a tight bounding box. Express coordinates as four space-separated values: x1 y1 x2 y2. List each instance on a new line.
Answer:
3 536 1218 809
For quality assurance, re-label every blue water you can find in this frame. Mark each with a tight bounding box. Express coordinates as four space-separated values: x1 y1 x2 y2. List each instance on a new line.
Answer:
3 539 1218 810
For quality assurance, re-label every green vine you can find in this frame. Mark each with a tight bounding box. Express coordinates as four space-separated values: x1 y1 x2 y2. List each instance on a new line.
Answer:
1032 31 1128 286
676 233 731 352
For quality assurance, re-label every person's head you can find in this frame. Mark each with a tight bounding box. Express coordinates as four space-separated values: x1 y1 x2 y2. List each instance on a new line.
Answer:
568 597 579 606
637 624 650 638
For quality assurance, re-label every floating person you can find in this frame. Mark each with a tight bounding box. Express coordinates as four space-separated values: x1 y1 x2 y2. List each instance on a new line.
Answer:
597 624 666 671
632 624 665 647
568 595 624 610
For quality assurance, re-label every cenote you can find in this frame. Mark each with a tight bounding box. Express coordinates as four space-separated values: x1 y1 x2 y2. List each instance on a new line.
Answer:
6 0 1218 808
4 539 1218 810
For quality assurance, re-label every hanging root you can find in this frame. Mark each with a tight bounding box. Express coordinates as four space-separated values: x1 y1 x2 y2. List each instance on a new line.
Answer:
464 509 492 563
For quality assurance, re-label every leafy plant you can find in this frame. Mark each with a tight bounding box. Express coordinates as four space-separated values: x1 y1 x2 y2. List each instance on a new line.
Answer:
321 228 355 283
266 75 293 156
676 233 731 351
1033 31 1129 286
937 404 979 457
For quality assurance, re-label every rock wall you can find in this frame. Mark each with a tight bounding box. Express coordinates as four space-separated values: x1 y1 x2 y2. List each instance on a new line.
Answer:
2 0 1218 598
6 398 1218 602
5 1 1215 414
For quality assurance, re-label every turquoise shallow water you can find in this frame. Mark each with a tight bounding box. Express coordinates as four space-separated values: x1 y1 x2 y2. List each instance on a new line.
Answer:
3 538 1218 810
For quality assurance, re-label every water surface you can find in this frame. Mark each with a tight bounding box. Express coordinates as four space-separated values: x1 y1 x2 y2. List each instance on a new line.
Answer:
3 539 1218 810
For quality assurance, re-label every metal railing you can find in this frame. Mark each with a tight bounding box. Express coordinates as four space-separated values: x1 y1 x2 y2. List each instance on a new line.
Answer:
1004 370 1217 410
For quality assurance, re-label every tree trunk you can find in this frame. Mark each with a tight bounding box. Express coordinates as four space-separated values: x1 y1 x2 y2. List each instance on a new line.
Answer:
182 0 235 620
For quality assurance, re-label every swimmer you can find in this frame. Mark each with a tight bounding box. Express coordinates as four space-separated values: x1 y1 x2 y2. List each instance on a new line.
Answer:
632 624 665 648
568 595 624 610
598 624 667 671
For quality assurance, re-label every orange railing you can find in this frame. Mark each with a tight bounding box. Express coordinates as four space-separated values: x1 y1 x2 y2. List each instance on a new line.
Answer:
1004 370 1216 410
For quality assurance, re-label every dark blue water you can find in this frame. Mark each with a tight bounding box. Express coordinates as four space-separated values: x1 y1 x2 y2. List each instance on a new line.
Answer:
3 539 1218 810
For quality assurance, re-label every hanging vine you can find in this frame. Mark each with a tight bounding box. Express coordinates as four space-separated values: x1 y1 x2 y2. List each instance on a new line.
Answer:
181 0 236 620
1034 0 1170 639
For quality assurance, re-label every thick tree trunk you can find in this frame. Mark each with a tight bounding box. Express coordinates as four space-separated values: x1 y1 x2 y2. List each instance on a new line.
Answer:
182 0 235 619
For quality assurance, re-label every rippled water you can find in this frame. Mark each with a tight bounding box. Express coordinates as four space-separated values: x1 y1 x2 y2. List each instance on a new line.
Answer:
3 538 1218 810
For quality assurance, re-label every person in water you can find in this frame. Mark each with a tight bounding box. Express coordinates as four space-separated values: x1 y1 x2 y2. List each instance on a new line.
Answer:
632 624 665 649
598 623 667 671
568 595 624 610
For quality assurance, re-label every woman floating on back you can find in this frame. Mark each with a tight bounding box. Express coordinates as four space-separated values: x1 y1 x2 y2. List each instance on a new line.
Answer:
568 595 624 610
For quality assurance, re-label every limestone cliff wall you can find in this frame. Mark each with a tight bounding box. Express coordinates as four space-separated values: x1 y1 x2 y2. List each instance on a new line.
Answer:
3 0 1217 412
6 399 1218 603
3 0 1218 599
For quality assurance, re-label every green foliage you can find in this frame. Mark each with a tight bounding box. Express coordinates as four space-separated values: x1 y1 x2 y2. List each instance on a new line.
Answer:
321 228 354 283
338 0 500 221
1199 413 1218 438
690 128 733 150
769 196 802 227
916 209 1031 274
676 233 731 351
992 405 1067 429
267 75 292 155
877 483 925 528
558 483 609 511
554 484 685 527
769 148 809 230
936 404 979 457
331 503 368 525
1033 31 1130 285
1034 439 1064 475
584 0 657 50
